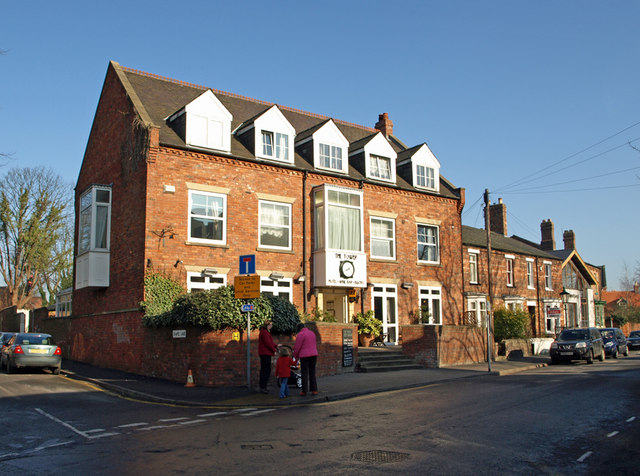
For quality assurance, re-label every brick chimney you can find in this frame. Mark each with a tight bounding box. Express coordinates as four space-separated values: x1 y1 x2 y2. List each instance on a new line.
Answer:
375 112 393 137
489 198 507 236
563 229 575 250
540 219 555 251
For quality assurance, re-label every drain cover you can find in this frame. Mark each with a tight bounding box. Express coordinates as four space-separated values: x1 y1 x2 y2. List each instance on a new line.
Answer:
351 450 410 463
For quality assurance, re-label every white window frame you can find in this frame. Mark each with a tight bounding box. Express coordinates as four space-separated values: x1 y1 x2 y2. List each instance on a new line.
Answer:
467 297 487 327
370 216 396 260
369 154 392 181
469 250 479 284
261 130 289 162
314 185 363 253
544 261 553 290
415 164 436 190
506 256 514 287
78 185 111 255
318 143 343 171
526 259 535 289
188 190 227 245
417 224 440 264
419 286 442 325
258 200 292 250
187 271 226 292
260 277 293 302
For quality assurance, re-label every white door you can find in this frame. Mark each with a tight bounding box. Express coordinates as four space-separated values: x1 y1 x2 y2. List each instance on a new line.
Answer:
372 285 398 344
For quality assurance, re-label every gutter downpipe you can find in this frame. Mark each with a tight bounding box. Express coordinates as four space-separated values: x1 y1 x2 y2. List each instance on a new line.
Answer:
302 171 308 314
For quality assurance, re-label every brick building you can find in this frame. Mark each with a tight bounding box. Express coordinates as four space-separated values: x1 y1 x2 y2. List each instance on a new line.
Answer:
68 61 467 381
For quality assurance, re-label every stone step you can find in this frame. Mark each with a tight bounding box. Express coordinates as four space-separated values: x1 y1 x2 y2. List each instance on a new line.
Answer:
356 346 422 373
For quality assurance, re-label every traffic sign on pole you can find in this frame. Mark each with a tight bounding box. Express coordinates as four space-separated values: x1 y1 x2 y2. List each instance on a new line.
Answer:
239 255 256 275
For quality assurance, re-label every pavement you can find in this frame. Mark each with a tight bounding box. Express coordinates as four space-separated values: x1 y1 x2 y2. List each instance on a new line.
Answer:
60 355 551 408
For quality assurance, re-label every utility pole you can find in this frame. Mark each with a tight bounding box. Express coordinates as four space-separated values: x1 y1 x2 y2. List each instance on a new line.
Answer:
484 189 493 372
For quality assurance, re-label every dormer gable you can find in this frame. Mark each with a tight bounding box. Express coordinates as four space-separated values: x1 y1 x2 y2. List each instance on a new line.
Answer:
296 119 349 174
236 105 296 164
397 143 440 192
167 90 232 153
349 132 397 183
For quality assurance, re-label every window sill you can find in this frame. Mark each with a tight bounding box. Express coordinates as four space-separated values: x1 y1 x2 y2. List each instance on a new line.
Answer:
185 241 230 249
369 257 398 263
417 261 440 267
256 247 295 254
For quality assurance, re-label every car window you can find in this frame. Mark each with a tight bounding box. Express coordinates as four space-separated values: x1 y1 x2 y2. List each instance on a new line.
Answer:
630 331 640 337
18 335 55 345
559 330 588 341
600 330 614 338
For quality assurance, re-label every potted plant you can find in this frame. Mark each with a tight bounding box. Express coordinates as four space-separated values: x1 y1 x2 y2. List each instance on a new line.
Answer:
355 310 382 347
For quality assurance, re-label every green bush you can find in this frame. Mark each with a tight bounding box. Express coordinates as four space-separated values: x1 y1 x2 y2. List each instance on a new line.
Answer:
355 310 382 337
493 306 530 342
140 271 185 318
299 307 337 323
143 284 300 333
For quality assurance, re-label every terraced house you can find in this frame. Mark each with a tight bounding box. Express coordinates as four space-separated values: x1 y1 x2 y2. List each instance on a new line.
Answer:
66 61 473 383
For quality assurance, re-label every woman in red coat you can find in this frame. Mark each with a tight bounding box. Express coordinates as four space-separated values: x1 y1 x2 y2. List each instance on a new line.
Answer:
258 320 278 393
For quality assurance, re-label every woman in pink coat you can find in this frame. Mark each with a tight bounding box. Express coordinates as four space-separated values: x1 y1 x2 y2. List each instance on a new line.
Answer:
293 322 318 396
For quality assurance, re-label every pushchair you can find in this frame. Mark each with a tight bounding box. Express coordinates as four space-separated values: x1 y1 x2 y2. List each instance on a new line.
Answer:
276 345 302 389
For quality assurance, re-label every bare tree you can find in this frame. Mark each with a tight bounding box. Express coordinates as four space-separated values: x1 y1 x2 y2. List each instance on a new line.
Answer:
0 167 73 308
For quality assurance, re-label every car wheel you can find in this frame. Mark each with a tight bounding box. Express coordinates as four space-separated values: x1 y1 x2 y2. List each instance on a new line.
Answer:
624 346 629 357
586 350 594 364
599 348 605 361
612 349 618 359
6 359 14 374
51 365 61 375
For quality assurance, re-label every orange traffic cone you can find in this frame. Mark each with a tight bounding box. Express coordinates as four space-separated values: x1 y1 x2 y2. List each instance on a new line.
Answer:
185 369 196 387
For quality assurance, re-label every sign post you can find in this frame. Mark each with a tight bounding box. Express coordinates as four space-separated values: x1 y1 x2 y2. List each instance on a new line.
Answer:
235 255 259 389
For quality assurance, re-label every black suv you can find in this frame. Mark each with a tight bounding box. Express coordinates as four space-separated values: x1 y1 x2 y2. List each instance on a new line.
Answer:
550 328 605 364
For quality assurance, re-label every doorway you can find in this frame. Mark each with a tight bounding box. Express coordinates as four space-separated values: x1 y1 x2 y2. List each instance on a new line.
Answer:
371 285 398 344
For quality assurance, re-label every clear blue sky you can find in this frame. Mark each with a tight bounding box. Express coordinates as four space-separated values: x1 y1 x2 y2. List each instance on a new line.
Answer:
2 1 639 289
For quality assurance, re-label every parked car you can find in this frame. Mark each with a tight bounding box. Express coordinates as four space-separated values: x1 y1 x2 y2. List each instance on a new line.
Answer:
1 333 62 374
599 327 629 358
628 330 640 351
549 328 605 364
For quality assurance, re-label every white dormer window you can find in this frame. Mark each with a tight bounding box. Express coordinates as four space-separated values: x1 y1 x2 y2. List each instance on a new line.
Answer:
168 90 232 153
235 105 295 164
369 155 392 180
262 131 289 161
352 132 397 183
319 144 342 170
416 164 435 189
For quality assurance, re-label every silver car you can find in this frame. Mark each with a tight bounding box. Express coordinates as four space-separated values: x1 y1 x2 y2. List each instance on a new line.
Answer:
1 333 62 374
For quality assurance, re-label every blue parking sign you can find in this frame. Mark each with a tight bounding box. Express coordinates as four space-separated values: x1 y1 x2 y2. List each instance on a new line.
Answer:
239 255 256 275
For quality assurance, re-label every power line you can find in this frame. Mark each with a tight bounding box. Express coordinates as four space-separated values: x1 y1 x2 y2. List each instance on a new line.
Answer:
504 165 640 192
496 120 640 192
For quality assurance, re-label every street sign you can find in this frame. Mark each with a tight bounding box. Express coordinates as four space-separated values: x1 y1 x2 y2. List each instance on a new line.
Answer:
241 304 254 312
239 254 256 275
234 274 260 299
172 330 186 339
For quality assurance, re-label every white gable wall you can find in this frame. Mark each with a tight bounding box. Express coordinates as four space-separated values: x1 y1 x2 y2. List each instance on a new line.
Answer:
313 121 349 174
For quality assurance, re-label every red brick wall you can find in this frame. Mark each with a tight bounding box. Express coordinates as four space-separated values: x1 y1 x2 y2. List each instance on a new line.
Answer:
402 324 487 367
35 311 357 387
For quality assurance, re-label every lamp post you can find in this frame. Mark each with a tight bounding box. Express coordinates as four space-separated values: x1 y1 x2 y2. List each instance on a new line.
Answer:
560 287 570 332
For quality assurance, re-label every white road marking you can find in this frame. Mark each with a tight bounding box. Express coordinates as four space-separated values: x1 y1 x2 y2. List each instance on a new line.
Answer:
198 411 228 417
158 417 190 422
233 408 258 413
607 431 619 437
136 425 171 431
35 408 91 439
577 451 592 462
178 419 207 425
117 422 149 428
240 409 276 416
84 428 106 433
88 432 120 439
627 416 636 422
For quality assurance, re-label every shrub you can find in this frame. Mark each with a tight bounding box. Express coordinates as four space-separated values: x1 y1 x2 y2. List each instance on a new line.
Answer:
140 271 185 318
493 306 530 342
355 310 382 337
143 284 300 333
299 307 337 323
